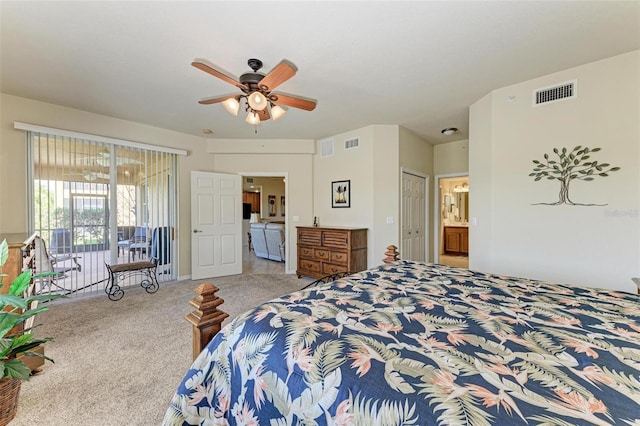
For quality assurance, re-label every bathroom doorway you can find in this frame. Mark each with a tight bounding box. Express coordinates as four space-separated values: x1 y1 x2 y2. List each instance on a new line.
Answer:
434 174 469 268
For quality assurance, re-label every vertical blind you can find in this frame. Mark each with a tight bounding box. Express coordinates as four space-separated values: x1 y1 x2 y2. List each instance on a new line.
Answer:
24 128 180 297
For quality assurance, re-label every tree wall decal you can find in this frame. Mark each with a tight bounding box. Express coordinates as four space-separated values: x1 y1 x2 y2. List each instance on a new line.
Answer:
529 146 620 206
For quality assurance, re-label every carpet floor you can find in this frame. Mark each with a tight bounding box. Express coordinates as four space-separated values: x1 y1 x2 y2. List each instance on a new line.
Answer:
12 273 307 426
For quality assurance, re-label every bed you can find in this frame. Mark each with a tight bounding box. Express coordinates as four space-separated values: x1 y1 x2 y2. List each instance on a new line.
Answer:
164 260 640 425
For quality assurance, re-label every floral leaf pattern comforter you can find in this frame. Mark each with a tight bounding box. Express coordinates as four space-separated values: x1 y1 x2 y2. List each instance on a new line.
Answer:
164 261 640 425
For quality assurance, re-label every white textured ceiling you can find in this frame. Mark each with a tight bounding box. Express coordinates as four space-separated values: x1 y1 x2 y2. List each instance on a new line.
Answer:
1 1 639 144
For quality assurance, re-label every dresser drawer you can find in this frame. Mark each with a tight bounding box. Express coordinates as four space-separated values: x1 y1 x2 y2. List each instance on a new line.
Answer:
299 247 314 258
330 251 348 265
298 229 321 246
299 259 321 273
322 263 348 275
322 231 349 248
314 249 330 260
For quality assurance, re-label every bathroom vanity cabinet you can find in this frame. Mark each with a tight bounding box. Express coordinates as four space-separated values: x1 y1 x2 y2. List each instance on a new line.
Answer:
444 226 468 255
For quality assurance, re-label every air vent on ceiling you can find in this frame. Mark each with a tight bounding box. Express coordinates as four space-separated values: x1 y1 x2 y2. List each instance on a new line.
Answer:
344 137 360 150
534 80 576 106
321 139 334 158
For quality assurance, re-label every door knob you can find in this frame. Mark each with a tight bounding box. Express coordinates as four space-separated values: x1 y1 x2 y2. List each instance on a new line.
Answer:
193 229 203 233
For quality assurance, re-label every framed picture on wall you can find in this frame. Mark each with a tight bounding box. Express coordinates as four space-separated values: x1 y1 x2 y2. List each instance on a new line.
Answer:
331 180 350 208
280 195 285 217
268 195 276 216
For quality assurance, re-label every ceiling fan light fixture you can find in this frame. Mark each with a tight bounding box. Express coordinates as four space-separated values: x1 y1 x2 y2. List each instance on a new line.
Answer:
245 111 260 125
441 127 458 136
222 98 240 116
247 91 268 111
271 104 287 121
192 58 318 131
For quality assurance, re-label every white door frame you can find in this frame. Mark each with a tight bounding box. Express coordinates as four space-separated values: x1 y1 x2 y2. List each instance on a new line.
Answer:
239 172 290 273
433 172 469 264
400 167 429 262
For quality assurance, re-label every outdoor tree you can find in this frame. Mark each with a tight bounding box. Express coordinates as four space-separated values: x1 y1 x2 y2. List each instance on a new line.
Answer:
34 181 55 231
529 146 620 206
74 208 107 244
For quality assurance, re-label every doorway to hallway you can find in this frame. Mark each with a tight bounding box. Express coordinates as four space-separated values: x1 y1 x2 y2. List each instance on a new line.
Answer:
242 174 288 275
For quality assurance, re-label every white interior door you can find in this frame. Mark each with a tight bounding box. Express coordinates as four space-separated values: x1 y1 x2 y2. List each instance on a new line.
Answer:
191 171 242 279
401 171 427 262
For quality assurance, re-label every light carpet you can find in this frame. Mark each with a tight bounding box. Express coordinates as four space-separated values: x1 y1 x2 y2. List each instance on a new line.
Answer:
12 273 307 426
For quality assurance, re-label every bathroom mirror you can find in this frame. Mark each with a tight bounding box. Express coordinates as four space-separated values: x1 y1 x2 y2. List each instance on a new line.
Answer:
441 178 469 224
444 195 454 212
456 192 469 222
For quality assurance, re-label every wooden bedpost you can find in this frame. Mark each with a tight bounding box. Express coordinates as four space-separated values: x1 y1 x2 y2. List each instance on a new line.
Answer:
185 283 229 361
383 245 400 263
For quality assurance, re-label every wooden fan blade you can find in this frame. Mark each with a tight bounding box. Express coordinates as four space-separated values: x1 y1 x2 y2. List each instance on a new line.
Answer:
192 59 247 90
256 108 271 121
270 92 317 111
198 94 238 105
259 60 297 92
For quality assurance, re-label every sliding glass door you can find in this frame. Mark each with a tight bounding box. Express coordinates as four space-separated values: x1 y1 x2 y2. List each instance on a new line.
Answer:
27 131 178 297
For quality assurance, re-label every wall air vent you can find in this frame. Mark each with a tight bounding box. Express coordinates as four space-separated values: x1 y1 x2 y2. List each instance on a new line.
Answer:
321 139 334 158
534 80 576 106
246 177 254 183
344 137 360 150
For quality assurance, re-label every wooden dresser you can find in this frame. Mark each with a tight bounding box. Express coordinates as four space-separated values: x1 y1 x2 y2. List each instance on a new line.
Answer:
0 233 31 294
296 226 367 279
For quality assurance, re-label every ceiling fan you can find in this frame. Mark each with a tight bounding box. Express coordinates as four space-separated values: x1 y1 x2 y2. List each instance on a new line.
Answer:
64 171 112 182
192 58 317 125
79 151 143 167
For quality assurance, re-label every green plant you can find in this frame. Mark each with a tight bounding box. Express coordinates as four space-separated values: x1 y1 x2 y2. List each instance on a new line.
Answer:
0 239 63 380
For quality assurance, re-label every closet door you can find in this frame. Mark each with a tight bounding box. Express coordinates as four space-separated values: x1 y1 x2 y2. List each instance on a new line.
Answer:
401 171 427 262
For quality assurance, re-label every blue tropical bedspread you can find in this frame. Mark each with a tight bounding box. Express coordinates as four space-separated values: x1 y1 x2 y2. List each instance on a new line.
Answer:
164 261 640 425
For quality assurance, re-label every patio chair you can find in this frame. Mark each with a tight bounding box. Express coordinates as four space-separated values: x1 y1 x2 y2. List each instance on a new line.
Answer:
33 237 81 294
117 226 136 256
50 228 72 255
150 226 172 265
126 226 150 261
48 228 82 271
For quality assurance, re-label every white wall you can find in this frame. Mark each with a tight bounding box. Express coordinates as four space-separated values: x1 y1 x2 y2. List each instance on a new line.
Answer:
313 126 376 266
313 124 435 267
374 125 400 265
469 50 639 292
434 139 469 176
